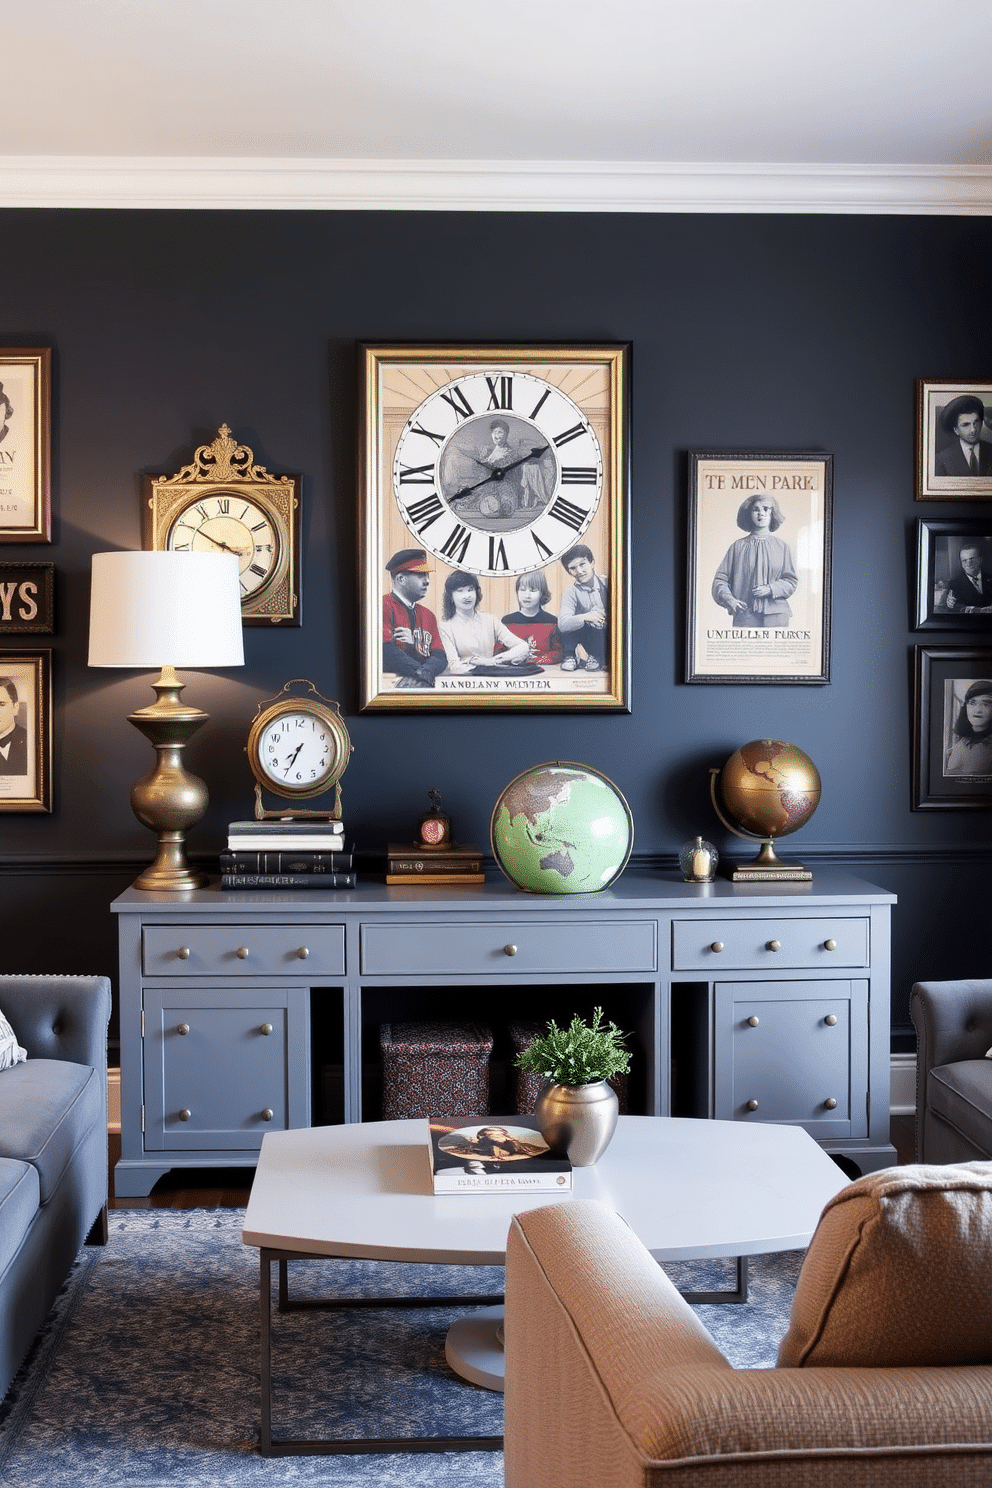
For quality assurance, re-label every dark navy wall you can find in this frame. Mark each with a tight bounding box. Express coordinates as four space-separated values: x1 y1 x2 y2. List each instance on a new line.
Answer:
0 208 989 1050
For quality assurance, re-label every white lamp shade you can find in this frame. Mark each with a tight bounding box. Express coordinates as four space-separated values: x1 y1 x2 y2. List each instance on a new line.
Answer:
88 550 246 669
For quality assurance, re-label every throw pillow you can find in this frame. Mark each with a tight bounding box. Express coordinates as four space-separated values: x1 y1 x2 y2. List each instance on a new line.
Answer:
0 1006 27 1070
778 1160 992 1368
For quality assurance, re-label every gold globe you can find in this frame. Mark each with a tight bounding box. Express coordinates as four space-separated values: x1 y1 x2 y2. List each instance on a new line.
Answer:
710 739 821 881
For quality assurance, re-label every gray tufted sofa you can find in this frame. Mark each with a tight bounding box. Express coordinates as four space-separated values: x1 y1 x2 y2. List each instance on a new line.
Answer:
911 978 992 1163
0 974 111 1400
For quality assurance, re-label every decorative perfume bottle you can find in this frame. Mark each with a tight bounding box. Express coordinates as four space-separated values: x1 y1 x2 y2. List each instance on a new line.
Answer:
679 836 718 883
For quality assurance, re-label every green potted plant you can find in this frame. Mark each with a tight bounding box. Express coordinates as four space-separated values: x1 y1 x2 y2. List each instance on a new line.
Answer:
515 1007 631 1165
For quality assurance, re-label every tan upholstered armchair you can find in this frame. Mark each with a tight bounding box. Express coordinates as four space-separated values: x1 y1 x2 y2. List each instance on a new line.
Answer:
504 1166 992 1487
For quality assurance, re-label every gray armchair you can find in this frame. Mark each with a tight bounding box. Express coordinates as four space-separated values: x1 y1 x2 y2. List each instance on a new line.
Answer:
911 979 992 1163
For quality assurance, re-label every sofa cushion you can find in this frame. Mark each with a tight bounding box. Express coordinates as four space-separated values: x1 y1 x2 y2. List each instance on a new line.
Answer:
928 1060 992 1157
0 1157 40 1278
778 1160 992 1368
0 1005 27 1070
0 1060 101 1204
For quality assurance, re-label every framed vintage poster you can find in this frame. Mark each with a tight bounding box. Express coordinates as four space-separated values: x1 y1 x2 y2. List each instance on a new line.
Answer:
916 520 992 629
917 380 992 500
0 349 52 543
358 344 629 711
685 451 833 684
0 563 54 635
914 646 992 809
0 649 51 812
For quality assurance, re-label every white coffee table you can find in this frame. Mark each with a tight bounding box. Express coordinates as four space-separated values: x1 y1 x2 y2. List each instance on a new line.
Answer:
243 1115 846 1455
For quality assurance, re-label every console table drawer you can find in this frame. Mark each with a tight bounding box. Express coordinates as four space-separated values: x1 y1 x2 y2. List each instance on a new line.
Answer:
142 924 345 977
361 919 657 976
672 917 868 971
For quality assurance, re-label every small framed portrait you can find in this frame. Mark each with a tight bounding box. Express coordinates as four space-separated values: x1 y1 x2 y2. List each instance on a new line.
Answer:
916 520 992 629
913 645 992 809
0 349 52 544
917 381 992 500
0 650 52 813
358 344 630 712
685 451 833 684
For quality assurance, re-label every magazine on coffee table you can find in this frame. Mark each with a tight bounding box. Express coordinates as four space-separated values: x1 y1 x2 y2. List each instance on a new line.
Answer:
427 1116 572 1193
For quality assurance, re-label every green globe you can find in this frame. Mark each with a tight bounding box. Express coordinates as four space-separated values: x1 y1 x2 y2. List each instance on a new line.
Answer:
718 739 821 842
490 761 633 894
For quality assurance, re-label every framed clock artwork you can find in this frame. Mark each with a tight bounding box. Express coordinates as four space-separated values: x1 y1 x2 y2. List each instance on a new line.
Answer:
143 424 301 625
359 344 630 711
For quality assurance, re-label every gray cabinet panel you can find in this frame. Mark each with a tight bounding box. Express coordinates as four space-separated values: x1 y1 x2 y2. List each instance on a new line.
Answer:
361 919 657 976
142 923 345 977
713 980 869 1140
672 917 868 971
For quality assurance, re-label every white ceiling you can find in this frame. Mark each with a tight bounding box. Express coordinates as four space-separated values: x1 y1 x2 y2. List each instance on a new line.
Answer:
3 0 992 211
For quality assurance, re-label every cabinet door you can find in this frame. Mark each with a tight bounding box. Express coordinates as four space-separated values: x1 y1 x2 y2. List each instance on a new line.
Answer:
143 985 308 1151
713 981 868 1140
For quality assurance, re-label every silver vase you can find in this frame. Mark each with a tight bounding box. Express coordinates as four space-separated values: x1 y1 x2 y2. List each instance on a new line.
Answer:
534 1079 620 1166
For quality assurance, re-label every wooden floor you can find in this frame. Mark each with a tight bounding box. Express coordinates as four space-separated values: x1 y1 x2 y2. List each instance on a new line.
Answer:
108 1116 918 1211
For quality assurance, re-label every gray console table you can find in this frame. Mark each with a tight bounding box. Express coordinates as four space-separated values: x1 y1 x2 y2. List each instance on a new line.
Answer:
111 869 896 1197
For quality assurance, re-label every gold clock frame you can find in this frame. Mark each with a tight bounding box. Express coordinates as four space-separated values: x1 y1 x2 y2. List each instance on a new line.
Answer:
143 424 301 625
245 680 353 819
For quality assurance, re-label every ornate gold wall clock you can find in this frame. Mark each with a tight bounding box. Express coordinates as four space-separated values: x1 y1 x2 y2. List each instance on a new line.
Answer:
143 425 301 625
359 345 629 712
245 680 352 819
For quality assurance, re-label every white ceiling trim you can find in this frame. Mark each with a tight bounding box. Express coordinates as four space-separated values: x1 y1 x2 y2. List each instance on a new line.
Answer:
2 158 992 214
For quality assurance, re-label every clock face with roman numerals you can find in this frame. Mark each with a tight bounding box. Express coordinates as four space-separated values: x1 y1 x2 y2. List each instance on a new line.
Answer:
165 491 280 599
392 371 603 576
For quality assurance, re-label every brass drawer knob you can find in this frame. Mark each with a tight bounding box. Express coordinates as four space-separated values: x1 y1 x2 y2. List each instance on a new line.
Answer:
177 1023 190 1036
179 1108 191 1122
504 944 518 956
296 947 309 960
824 1014 838 1027
261 1108 274 1122
823 1097 838 1110
176 947 191 960
260 1023 273 1036
745 1099 759 1112
746 1015 759 1027
710 941 725 954
236 946 250 960
824 938 837 951
766 939 781 952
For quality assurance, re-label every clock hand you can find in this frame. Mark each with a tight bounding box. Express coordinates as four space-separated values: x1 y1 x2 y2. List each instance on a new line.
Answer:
282 744 304 772
198 530 250 558
451 444 550 500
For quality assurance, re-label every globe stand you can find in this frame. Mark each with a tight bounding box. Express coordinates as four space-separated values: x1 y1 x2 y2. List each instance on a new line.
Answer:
708 769 812 882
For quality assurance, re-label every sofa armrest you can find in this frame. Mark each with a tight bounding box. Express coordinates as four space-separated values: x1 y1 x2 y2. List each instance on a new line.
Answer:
504 1200 992 1488
0 974 111 1076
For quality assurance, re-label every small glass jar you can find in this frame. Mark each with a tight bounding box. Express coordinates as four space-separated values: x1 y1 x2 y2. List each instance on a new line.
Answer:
679 836 718 883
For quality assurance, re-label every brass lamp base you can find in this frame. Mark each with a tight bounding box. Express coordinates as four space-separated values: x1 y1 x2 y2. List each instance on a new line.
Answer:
127 666 210 892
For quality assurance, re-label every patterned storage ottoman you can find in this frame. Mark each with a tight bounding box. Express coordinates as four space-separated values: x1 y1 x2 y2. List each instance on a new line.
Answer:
379 1021 493 1120
509 1020 629 1115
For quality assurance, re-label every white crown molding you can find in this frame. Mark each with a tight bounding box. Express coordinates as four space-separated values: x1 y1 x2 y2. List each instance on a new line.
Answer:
1 157 992 213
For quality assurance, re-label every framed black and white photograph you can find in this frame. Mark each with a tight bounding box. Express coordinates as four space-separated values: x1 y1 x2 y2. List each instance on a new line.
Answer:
0 649 52 813
685 451 833 684
359 344 629 711
0 349 51 544
913 645 992 809
917 380 992 501
916 520 992 629
0 563 54 635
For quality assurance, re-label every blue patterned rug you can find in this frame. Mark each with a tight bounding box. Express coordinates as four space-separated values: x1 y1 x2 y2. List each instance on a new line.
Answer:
0 1209 800 1486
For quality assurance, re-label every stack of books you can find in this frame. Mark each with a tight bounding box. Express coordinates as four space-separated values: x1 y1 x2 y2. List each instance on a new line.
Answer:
427 1116 572 1193
385 842 485 886
220 818 355 889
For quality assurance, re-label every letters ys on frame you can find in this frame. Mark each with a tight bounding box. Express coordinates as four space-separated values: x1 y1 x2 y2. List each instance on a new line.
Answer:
359 345 629 711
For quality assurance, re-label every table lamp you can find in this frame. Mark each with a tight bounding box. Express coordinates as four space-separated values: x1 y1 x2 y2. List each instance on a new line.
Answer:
88 550 245 891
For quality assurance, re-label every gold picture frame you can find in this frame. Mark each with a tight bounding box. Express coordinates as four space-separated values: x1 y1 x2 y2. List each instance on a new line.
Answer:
359 344 630 711
0 348 52 544
0 649 52 813
143 425 301 625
